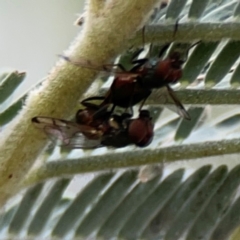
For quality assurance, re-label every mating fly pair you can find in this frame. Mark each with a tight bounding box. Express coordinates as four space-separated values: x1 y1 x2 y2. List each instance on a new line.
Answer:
32 40 196 149
32 101 154 149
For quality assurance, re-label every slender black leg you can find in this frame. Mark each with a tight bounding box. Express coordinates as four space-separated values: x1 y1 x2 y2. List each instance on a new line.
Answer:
185 40 202 57
142 26 145 48
110 104 116 114
173 19 179 38
138 96 148 112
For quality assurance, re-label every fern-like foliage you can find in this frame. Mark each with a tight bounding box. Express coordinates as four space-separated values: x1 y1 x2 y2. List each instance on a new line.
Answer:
1 0 240 239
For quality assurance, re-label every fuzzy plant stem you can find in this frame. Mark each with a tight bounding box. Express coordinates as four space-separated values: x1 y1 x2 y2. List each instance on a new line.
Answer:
0 0 161 206
23 138 240 186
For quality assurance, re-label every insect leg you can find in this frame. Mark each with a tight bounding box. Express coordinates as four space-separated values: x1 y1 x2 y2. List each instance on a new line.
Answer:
92 104 111 120
185 40 202 59
138 96 149 112
123 106 133 117
129 26 146 63
166 85 191 120
173 18 179 38
110 104 116 114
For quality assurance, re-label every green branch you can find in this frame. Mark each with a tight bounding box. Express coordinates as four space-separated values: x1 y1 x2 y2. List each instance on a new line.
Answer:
23 138 240 186
98 88 240 105
0 0 160 206
130 22 240 45
148 89 240 105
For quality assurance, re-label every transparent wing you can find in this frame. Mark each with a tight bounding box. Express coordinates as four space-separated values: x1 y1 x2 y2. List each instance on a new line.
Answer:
59 55 138 77
62 133 103 149
32 117 102 148
156 86 191 120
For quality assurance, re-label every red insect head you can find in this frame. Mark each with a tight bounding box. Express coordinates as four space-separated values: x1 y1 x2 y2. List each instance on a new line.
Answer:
128 110 154 147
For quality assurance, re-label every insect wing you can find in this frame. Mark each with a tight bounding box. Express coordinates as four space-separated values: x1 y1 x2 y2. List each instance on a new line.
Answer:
156 86 190 120
64 135 102 149
59 55 138 77
166 85 191 120
32 117 102 148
